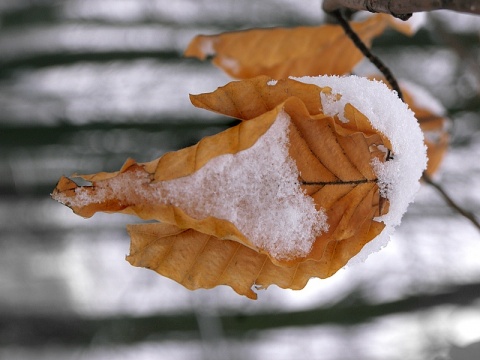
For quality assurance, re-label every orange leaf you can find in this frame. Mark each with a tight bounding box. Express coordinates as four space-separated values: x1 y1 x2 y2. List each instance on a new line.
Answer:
52 76 426 298
185 14 407 79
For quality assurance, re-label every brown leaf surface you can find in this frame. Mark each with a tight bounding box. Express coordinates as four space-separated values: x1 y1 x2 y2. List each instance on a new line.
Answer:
53 76 392 298
127 218 385 299
185 14 409 79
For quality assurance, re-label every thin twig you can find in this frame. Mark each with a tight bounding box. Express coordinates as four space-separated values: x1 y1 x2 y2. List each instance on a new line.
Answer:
422 174 480 230
331 9 404 100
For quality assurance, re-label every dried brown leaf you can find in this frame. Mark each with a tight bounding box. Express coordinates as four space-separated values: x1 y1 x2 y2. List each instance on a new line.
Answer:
185 14 409 79
53 76 393 298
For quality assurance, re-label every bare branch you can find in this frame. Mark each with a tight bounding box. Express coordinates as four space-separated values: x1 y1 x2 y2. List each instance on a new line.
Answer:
422 174 480 231
323 0 480 17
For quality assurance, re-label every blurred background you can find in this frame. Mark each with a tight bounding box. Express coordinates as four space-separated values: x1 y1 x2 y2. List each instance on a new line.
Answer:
0 1 479 359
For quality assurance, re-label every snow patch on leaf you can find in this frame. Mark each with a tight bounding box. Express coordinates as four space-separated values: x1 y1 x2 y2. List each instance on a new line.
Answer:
160 110 328 260
319 90 348 123
55 111 328 261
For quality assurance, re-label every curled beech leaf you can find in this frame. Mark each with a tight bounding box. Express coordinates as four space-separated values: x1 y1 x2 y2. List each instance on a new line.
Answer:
52 75 426 299
185 14 414 79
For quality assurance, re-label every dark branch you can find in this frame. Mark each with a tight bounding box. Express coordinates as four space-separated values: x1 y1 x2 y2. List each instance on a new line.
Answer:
331 9 404 100
422 174 480 231
323 0 480 17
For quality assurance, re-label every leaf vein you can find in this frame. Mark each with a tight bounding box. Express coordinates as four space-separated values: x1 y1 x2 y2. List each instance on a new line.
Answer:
179 234 211 284
215 242 242 284
301 178 377 186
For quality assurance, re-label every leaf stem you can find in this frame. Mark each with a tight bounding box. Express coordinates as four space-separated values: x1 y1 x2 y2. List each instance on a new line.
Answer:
330 9 404 101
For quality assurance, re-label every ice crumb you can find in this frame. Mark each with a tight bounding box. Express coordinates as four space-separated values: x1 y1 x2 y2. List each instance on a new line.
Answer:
267 79 278 86
57 111 328 261
294 75 427 263
54 169 152 208
320 91 348 123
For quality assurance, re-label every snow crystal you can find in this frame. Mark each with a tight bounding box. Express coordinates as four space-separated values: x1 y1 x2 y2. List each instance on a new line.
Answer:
294 75 427 263
56 111 328 261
